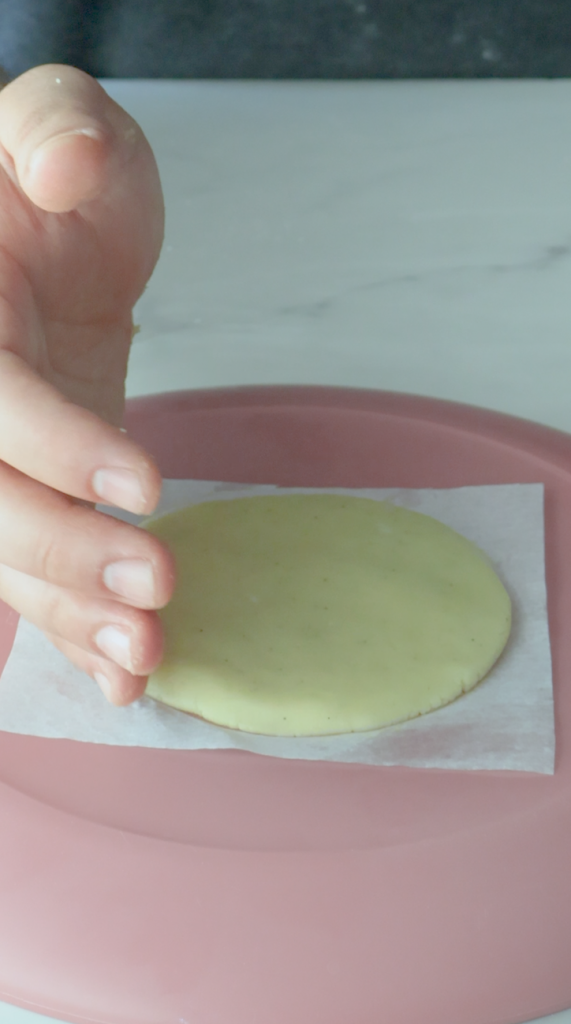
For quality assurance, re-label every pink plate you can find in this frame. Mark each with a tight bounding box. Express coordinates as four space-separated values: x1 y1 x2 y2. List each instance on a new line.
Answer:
0 386 570 1024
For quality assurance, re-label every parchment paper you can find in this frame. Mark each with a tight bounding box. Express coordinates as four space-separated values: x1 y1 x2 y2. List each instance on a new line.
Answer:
0 481 554 773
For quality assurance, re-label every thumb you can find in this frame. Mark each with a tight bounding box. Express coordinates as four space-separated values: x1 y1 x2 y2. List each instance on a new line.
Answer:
0 63 140 213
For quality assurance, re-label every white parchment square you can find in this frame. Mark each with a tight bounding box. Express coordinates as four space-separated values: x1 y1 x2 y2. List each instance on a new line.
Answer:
0 482 554 774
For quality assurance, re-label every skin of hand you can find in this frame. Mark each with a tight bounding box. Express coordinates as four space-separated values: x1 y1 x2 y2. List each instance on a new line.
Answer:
0 63 176 706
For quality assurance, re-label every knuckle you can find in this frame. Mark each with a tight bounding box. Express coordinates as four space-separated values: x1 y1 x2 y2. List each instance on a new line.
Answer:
42 583 71 637
37 530 67 586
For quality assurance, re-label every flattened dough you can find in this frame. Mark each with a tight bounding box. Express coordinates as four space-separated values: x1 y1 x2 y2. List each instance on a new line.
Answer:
144 494 511 736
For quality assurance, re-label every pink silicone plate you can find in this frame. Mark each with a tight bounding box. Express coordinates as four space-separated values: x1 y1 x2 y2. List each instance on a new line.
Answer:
0 386 570 1024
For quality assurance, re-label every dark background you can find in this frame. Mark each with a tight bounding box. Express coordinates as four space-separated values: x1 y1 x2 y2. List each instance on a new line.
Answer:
2 0 571 80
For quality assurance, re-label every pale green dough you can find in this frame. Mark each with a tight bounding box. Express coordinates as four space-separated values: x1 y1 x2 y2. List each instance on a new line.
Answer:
143 494 511 736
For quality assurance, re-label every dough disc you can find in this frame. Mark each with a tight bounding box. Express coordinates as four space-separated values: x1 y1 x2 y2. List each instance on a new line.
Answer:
144 494 511 736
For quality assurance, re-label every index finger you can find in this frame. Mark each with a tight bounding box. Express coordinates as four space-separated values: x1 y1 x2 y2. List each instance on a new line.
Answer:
0 349 162 514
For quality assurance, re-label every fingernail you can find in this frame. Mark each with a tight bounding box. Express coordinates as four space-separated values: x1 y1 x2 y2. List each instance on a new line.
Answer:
27 128 102 175
103 558 155 605
92 468 146 514
95 624 134 672
94 670 114 702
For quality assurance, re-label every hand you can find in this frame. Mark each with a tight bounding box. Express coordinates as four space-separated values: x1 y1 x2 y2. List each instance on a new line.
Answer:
0 64 176 706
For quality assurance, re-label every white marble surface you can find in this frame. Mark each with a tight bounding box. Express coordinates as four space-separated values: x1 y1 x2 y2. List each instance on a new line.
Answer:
122 79 571 434
2 79 571 1024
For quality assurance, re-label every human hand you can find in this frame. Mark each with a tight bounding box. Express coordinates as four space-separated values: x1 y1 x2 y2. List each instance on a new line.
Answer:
0 64 175 706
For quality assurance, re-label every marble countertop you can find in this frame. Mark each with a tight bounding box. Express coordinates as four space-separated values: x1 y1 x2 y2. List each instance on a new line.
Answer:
2 78 571 1024
124 79 571 435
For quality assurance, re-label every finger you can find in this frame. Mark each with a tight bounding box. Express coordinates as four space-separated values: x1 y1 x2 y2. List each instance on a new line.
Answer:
43 629 148 707
0 562 164 676
0 350 162 514
0 63 142 213
0 461 176 608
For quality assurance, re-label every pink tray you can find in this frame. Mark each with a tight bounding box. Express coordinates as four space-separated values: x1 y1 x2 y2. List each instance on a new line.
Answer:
0 385 570 1024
